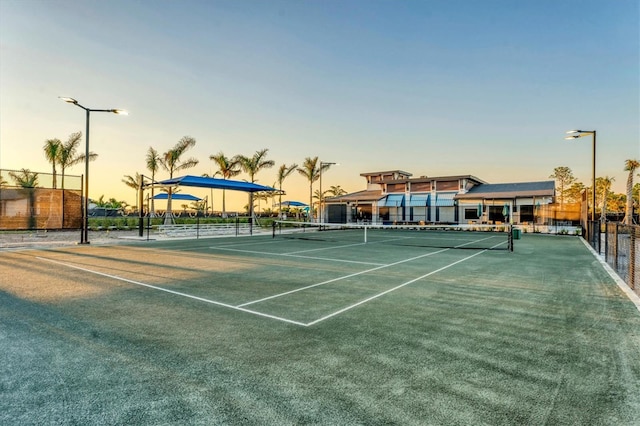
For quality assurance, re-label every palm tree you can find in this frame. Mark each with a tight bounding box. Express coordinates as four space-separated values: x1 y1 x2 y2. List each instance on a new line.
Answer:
8 169 39 229
297 157 331 221
623 159 639 224
58 132 97 190
276 163 298 218
255 191 271 214
43 138 62 189
327 185 347 197
210 152 241 218
146 147 161 217
313 188 326 214
122 173 141 211
8 168 39 188
236 149 275 223
596 176 615 223
160 136 199 224
201 171 221 214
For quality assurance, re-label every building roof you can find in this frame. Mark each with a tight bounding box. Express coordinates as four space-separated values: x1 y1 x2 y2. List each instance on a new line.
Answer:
325 189 382 203
409 174 486 183
455 181 555 199
360 170 413 177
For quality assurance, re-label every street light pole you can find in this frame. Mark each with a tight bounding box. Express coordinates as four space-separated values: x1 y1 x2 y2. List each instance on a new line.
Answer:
319 161 336 224
565 130 596 244
565 130 596 222
60 97 127 244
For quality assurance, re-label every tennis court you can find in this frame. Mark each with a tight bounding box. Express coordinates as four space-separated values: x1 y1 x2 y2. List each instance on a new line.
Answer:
1 231 639 424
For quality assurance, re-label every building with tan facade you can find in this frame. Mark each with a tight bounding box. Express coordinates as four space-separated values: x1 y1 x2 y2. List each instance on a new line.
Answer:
324 170 556 228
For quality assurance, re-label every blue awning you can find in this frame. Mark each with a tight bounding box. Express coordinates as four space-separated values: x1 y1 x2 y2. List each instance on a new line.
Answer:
408 194 430 207
378 194 405 207
435 193 456 207
153 193 202 201
156 175 277 193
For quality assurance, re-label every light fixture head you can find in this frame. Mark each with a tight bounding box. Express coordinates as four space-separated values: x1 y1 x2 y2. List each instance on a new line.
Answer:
59 96 78 104
112 109 128 115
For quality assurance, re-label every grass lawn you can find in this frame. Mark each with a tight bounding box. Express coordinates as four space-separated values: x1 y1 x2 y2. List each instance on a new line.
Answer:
1 233 639 425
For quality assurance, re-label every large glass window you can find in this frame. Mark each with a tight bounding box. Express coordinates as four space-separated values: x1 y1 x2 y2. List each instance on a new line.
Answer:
520 205 534 222
488 206 505 222
464 208 479 220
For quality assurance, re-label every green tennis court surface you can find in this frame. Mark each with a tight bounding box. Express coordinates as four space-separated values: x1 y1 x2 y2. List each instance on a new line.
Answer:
1 234 639 424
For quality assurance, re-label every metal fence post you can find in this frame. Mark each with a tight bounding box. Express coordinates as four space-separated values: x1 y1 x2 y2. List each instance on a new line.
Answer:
630 227 636 290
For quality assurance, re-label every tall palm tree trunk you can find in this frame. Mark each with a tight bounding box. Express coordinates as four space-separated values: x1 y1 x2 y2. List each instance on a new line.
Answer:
222 189 227 218
623 160 639 225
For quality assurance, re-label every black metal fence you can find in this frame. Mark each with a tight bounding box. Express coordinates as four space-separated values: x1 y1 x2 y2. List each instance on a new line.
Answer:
589 221 639 295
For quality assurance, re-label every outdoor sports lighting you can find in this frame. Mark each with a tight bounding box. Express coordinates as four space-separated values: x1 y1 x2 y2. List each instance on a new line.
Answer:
319 161 337 223
60 97 128 244
565 130 596 223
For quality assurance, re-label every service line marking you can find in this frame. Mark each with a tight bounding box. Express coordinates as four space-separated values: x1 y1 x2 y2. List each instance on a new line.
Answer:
209 243 383 266
36 256 307 326
306 248 491 326
236 248 450 307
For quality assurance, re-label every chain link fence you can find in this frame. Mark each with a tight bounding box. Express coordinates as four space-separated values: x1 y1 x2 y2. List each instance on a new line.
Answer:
590 221 639 295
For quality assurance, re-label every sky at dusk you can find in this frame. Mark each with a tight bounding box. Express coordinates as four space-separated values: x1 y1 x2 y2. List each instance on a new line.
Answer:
1 0 638 211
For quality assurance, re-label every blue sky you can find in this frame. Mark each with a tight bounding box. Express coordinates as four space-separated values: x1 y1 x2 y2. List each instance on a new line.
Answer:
1 0 638 209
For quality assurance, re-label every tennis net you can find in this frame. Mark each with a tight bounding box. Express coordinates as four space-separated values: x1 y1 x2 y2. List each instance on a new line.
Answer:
273 221 514 251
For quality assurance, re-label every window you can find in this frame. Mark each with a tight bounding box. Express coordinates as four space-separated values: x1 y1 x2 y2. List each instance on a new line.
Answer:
464 209 479 220
411 182 431 192
387 183 405 192
520 205 534 222
488 206 505 222
436 180 458 191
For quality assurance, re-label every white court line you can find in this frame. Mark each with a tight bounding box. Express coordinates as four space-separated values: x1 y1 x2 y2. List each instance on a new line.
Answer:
236 248 450 307
212 238 290 248
283 241 365 255
237 236 507 308
579 238 640 312
306 249 490 326
35 239 505 327
35 256 307 326
209 245 383 266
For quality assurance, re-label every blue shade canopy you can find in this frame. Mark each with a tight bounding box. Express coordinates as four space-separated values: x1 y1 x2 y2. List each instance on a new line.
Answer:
153 193 202 201
277 201 308 207
157 175 277 193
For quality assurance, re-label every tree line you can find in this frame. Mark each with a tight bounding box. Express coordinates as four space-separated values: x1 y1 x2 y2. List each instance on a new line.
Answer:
2 132 637 226
19 132 345 224
549 160 639 225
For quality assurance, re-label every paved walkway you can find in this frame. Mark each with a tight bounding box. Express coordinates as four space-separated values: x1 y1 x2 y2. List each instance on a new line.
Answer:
0 227 272 251
0 230 147 250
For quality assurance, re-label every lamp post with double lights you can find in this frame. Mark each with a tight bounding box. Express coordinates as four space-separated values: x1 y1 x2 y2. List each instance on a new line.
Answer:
60 97 128 244
318 161 336 223
565 129 596 246
565 130 596 223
